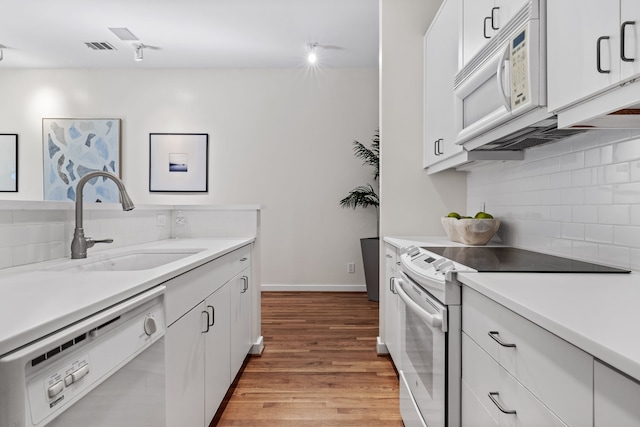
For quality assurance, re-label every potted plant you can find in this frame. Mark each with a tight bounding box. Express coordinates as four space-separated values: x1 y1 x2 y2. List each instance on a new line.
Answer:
339 129 380 301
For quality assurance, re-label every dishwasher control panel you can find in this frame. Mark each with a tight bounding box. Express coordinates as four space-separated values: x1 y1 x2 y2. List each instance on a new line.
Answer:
24 296 165 426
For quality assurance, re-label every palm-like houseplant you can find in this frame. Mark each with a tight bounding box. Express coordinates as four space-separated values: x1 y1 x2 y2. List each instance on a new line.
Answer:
340 129 380 301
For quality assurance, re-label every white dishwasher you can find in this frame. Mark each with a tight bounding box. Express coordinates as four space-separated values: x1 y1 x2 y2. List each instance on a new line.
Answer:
0 286 166 427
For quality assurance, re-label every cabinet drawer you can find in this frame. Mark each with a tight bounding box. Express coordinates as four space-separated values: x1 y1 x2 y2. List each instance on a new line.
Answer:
462 333 568 427
462 287 592 427
165 245 251 326
461 378 498 427
595 360 640 426
385 244 398 273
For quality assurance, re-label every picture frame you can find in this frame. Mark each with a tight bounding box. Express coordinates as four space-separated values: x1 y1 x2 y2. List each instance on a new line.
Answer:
42 118 121 202
149 133 209 192
0 134 18 192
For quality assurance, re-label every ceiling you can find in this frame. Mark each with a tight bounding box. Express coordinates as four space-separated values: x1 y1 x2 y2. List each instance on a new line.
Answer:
0 0 379 69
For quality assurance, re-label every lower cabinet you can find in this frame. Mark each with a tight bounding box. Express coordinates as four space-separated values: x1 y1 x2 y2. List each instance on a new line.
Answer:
383 243 401 367
594 360 640 426
230 269 252 380
165 245 252 427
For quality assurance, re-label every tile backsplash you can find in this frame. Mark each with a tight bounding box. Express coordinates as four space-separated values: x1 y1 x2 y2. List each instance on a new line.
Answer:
467 129 640 271
0 203 259 269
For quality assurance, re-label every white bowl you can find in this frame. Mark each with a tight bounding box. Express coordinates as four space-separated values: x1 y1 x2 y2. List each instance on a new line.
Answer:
441 217 500 245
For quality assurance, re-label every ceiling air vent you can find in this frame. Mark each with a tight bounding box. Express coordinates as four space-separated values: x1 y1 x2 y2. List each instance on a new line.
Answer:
85 41 117 51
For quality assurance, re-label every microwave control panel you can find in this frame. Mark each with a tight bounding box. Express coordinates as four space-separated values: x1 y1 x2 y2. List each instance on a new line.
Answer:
510 27 530 110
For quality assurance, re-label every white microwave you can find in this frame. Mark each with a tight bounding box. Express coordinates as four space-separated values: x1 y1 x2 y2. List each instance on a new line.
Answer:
453 0 549 150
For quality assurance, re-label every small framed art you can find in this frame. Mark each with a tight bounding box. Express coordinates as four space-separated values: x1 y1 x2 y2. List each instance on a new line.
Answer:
149 133 209 192
0 134 18 192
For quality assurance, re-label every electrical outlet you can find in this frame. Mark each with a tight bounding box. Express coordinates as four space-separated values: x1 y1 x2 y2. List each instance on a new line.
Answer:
156 214 166 227
347 262 355 273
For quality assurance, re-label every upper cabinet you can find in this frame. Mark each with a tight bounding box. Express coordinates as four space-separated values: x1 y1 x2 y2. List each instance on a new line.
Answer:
423 0 463 168
462 0 528 65
548 0 640 113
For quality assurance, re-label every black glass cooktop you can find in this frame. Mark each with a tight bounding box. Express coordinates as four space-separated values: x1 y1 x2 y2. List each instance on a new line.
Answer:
422 246 630 273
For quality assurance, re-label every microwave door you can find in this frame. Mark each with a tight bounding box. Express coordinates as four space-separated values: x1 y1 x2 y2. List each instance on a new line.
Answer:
454 47 512 145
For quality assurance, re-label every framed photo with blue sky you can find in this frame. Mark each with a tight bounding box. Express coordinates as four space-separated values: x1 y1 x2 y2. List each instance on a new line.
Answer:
149 133 208 192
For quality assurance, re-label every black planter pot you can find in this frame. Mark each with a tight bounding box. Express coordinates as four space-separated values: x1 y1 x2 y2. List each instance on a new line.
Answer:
360 237 380 302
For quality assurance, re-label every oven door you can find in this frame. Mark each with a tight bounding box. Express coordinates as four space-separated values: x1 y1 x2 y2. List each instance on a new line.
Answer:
397 272 447 427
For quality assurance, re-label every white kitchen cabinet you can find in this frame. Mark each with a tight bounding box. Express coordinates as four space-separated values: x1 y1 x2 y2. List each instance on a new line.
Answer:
166 300 206 427
461 286 593 427
548 0 640 112
204 284 231 424
165 245 252 427
423 0 464 168
230 268 252 380
594 360 640 426
461 379 499 427
383 243 401 367
461 0 528 65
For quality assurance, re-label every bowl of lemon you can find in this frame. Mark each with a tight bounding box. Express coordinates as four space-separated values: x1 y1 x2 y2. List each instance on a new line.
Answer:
441 211 500 245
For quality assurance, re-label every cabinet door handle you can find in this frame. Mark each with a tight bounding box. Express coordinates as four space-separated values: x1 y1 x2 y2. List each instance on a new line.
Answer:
386 254 392 258
597 36 611 73
240 257 248 262
207 305 215 326
488 392 517 414
202 310 210 333
621 21 636 62
434 138 443 156
390 277 397 295
488 331 516 347
490 7 500 30
483 16 492 39
241 275 249 293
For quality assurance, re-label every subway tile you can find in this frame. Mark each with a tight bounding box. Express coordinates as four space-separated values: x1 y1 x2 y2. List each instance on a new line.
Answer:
561 187 584 205
598 244 630 269
599 205 630 225
561 223 584 240
549 171 572 189
584 147 601 167
630 248 640 271
597 163 630 184
559 151 585 171
572 241 599 262
572 205 598 223
631 160 640 182
585 224 613 243
0 247 13 268
613 182 640 204
613 225 640 248
550 206 572 222
601 144 614 164
571 168 595 186
631 205 640 226
584 185 613 205
614 139 640 162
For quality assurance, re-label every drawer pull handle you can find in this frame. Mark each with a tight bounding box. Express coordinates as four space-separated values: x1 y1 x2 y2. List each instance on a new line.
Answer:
240 257 248 262
488 392 517 415
488 331 516 348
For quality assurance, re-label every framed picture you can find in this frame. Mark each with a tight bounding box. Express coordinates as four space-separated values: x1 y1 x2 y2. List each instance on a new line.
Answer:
42 118 121 202
0 134 18 192
149 133 208 192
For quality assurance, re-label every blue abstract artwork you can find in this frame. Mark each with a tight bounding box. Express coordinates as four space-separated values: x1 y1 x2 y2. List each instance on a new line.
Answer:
43 119 121 202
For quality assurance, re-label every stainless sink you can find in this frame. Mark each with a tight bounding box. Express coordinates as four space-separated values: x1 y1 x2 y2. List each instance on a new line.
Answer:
51 250 203 272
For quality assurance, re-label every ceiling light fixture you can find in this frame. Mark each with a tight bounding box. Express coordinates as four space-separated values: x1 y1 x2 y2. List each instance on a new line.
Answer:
307 42 319 64
133 44 145 61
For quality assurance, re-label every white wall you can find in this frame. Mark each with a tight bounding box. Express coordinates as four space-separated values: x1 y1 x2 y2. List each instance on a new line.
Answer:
0 68 379 287
468 129 640 271
379 0 467 341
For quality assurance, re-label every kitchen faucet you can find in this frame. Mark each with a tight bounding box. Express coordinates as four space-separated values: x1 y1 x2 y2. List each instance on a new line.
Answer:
70 171 135 259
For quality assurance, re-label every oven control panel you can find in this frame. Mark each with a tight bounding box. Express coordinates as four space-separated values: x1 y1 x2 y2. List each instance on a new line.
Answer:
24 299 165 426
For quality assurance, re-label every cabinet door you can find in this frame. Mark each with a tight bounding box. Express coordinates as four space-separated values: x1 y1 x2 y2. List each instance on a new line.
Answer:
166 302 207 427
424 0 463 168
204 284 231 425
548 0 621 111
492 0 528 33
383 244 400 366
594 360 640 426
462 0 495 65
621 0 640 81
230 270 252 380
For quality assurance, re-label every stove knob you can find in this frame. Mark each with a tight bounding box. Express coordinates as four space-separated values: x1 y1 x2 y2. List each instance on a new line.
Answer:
144 315 157 336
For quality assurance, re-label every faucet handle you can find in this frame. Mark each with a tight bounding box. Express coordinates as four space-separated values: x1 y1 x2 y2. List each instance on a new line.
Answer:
86 238 114 248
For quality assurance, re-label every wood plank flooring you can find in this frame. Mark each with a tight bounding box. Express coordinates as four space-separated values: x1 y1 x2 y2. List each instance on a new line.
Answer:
214 292 402 426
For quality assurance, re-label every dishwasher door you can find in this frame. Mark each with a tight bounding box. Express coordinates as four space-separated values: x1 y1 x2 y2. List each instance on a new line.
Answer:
0 286 166 427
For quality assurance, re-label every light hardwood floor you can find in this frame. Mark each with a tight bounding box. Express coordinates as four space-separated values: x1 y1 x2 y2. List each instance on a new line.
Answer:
213 292 403 426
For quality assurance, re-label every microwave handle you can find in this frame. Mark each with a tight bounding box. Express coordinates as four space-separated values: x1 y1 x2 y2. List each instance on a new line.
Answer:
396 278 446 331
496 45 511 112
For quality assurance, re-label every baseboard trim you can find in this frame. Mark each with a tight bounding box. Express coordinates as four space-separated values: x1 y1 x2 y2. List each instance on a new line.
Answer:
250 336 264 355
261 284 367 292
376 336 389 355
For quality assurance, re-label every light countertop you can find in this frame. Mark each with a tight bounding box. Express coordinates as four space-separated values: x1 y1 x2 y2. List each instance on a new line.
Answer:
385 236 640 381
0 237 253 358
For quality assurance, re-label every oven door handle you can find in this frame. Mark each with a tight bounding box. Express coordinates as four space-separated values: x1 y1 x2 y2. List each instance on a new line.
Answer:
396 278 445 331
